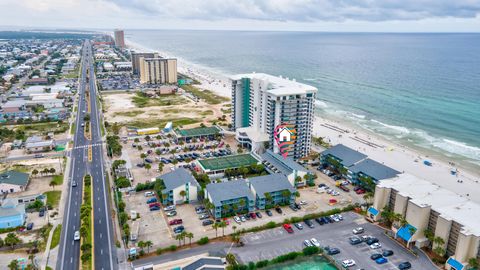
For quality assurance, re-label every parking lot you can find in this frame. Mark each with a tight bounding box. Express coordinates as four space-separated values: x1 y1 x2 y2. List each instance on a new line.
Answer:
230 212 436 270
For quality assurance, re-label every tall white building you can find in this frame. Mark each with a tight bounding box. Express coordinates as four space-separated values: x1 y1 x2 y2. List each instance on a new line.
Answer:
231 73 316 160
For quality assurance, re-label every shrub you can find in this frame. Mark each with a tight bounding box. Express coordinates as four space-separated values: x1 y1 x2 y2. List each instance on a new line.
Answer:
167 245 177 251
248 262 255 270
256 260 269 268
156 248 163 255
197 237 209 245
302 246 319 256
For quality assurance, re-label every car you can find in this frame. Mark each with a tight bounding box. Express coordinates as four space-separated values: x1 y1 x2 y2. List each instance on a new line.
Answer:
294 223 303 230
289 204 298 211
169 219 183 225
266 210 273 216
294 202 301 210
366 237 379 245
249 212 257 219
166 210 177 216
34 154 44 158
303 240 313 247
339 185 350 192
315 217 324 225
361 235 371 242
150 206 160 211
370 243 382 249
299 200 307 205
244 214 250 220
195 206 205 212
81 123 85 127
275 207 283 214
349 236 362 245
74 231 80 241
370 253 383 260
144 158 153 163
146 198 157 204
240 216 247 222
149 203 161 208
222 218 230 225
26 223 34 230
202 219 214 226
398 262 412 270
326 247 340 255
383 250 394 257
307 238 319 247
283 224 294 233
341 260 356 268
255 212 262 218
234 216 241 224
355 189 366 194
72 181 77 187
144 191 155 197
304 219 314 228
136 163 145 168
39 209 45 217
173 225 184 234
352 227 364 234
376 257 388 264
164 205 176 211
198 214 210 220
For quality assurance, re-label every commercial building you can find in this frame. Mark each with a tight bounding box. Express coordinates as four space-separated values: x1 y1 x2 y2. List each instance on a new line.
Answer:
139 57 177 85
370 174 480 270
131 52 159 74
114 29 125 48
0 170 30 194
158 168 199 205
260 149 313 187
231 73 316 160
248 174 295 209
205 179 255 219
0 199 26 229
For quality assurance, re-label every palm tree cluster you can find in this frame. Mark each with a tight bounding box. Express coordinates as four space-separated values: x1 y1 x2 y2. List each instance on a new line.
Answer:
174 231 195 247
31 167 56 177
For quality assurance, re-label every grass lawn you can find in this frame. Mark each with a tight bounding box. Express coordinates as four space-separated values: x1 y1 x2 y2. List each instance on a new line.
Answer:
70 122 76 135
10 121 69 136
126 117 201 129
52 174 64 185
181 84 230 104
115 110 144 117
132 93 188 108
45 191 62 209
50 224 62 249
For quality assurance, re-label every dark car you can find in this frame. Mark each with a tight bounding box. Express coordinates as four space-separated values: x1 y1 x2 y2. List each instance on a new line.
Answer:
136 163 145 168
294 203 301 210
26 223 34 230
266 210 273 216
173 225 185 234
255 212 262 218
326 247 340 255
370 253 383 260
275 207 283 214
339 185 350 192
39 209 45 217
383 250 394 257
398 262 412 270
150 206 160 211
349 236 362 245
315 217 324 225
144 158 153 163
324 216 333 223
304 219 314 228
249 212 257 219
202 219 214 226
289 204 298 211
366 237 379 245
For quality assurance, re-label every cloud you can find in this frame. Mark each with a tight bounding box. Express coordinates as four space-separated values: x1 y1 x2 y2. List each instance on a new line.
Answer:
104 0 480 22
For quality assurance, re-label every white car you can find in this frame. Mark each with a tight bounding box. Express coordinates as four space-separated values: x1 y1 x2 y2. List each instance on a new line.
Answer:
299 200 308 205
303 239 313 247
74 231 80 241
310 238 320 247
352 227 364 234
233 216 241 224
341 259 356 268
370 243 382 249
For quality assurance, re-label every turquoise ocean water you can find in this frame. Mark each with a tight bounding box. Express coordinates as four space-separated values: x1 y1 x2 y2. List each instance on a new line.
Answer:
126 30 480 169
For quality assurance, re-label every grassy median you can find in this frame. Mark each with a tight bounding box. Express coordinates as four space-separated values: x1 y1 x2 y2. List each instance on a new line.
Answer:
50 224 62 249
80 174 93 270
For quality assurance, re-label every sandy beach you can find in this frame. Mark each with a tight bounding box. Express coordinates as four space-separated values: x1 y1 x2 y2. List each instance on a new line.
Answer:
125 39 480 203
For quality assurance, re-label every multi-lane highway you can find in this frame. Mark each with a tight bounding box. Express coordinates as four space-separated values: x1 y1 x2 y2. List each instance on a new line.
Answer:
56 40 115 270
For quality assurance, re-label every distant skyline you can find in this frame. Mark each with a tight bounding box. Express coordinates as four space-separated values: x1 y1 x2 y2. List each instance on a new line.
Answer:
0 0 479 32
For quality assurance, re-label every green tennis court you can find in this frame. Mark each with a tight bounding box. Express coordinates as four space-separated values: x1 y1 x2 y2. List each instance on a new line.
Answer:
176 126 221 137
198 154 259 171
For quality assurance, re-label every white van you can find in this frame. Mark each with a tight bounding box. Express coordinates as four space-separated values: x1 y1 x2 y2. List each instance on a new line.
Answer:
144 191 154 197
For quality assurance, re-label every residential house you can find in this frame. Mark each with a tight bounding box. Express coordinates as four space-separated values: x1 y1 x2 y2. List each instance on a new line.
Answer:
158 168 199 205
205 180 255 219
0 199 26 229
248 174 295 209
0 170 29 194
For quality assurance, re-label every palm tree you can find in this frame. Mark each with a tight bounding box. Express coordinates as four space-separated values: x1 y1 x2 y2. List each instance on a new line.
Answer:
50 180 57 190
145 240 153 253
138 241 146 252
281 190 291 203
218 221 227 237
212 223 219 238
175 234 183 246
185 232 194 246
49 168 56 175
232 225 237 234
264 193 273 207
144 163 151 172
423 229 434 244
31 169 39 178
158 163 164 172
140 153 147 159
363 192 374 204
180 231 187 246
179 190 187 202
380 207 395 226
238 199 246 210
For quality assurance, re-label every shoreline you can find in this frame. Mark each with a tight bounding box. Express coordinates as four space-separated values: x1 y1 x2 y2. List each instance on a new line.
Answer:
124 38 480 203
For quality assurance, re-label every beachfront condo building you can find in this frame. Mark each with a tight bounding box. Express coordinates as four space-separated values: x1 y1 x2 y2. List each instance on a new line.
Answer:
139 57 178 85
131 52 159 74
369 174 480 270
231 73 316 160
114 29 125 48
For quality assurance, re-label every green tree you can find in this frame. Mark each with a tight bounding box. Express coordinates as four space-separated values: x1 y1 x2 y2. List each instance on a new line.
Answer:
424 229 434 243
144 163 151 172
468 258 479 270
145 240 153 253
140 153 147 159
31 169 39 177
179 190 187 202
380 206 395 226
49 179 57 190
433 237 445 256
185 232 194 246
212 223 219 238
218 221 227 237
5 233 21 250
137 241 145 252
175 234 183 246
8 260 18 270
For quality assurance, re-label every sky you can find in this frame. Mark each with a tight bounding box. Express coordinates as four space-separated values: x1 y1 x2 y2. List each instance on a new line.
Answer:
0 0 480 32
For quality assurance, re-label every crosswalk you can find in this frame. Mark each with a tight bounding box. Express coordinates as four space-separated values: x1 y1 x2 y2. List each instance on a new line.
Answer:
72 143 103 150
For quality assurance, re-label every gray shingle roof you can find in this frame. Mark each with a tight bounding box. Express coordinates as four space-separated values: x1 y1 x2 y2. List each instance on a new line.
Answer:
260 149 310 175
349 158 400 181
321 144 367 167
183 257 224 270
158 168 199 192
249 174 295 199
206 179 254 207
0 170 29 186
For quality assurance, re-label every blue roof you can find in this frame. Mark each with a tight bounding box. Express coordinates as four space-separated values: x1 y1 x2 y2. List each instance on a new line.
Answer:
249 174 295 199
447 258 464 270
321 144 367 167
368 207 379 216
349 158 400 181
158 168 199 192
397 224 417 242
260 149 310 175
206 179 254 207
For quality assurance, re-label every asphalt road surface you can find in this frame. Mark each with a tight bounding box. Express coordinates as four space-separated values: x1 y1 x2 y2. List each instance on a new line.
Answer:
56 40 115 270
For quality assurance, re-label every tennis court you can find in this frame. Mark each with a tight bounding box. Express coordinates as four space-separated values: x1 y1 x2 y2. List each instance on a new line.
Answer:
198 154 259 171
176 126 221 137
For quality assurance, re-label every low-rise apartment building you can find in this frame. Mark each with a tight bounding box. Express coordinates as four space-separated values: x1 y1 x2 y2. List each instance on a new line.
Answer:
158 168 199 205
370 174 480 270
248 173 295 209
205 180 255 219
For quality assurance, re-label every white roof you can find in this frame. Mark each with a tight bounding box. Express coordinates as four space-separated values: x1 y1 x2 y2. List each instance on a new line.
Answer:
379 174 480 236
230 73 317 96
237 127 269 143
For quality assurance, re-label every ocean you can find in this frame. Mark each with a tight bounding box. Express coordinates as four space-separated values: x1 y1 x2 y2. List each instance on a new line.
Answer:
126 30 480 167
